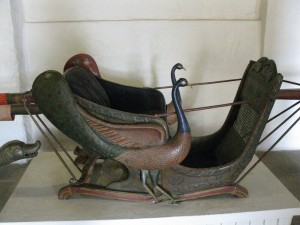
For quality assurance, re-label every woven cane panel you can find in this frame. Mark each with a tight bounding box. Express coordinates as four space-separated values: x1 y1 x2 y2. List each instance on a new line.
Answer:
233 103 258 143
216 103 258 164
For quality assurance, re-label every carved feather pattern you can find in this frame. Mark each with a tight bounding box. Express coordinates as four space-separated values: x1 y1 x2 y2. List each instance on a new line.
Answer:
77 106 145 148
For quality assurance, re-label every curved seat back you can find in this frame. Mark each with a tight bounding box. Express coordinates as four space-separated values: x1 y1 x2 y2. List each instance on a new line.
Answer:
64 66 169 148
65 66 166 115
180 57 282 171
215 57 283 166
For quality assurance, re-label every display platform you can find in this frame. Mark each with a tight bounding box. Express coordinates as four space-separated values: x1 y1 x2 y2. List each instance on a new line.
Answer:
0 151 299 225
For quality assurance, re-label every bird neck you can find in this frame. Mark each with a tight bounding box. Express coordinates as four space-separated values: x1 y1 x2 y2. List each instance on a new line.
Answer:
171 66 182 103
171 67 177 85
172 84 190 133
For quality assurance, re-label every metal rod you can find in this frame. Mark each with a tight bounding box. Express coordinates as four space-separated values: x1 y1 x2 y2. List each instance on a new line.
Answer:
235 115 300 185
153 78 242 89
22 100 78 182
155 97 271 117
35 114 82 173
277 88 300 100
10 103 41 115
267 101 300 123
259 106 300 145
283 80 300 86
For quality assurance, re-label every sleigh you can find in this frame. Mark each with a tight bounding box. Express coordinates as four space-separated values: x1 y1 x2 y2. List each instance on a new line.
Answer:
0 54 299 203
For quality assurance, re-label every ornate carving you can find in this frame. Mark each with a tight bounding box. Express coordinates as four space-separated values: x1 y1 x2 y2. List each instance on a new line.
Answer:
0 140 40 167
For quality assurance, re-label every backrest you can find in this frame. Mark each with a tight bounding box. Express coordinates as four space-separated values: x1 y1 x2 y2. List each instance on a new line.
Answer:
65 66 166 115
64 67 111 107
64 66 170 143
215 57 282 165
98 79 166 115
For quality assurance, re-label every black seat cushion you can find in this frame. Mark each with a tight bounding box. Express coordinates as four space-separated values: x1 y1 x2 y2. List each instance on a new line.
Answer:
65 67 166 115
65 67 111 107
98 79 166 115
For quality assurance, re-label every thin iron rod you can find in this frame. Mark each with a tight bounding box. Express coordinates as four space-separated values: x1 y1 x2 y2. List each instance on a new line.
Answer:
155 97 271 117
283 80 300 86
35 114 82 173
267 101 300 123
22 100 78 182
153 78 242 89
235 115 300 185
259 106 300 145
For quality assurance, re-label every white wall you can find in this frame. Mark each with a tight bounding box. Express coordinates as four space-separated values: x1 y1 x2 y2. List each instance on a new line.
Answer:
0 0 27 144
21 0 261 149
1 0 299 151
260 0 300 150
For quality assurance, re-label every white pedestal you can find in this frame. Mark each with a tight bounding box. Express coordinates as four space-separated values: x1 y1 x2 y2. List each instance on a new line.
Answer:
0 152 299 225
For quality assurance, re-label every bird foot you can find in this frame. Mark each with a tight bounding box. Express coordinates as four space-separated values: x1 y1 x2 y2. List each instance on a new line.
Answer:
143 183 160 204
154 185 178 204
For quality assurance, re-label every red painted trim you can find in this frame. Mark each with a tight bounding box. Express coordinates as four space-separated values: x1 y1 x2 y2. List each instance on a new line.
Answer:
0 94 7 105
58 184 248 202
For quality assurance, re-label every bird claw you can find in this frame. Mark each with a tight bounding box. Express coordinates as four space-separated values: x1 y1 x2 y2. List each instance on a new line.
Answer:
169 199 180 205
151 199 161 204
154 185 177 204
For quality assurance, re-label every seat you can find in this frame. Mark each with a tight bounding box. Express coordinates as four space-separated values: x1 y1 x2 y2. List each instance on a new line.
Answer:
181 57 282 168
160 57 283 199
63 53 181 126
65 66 167 115
64 66 169 148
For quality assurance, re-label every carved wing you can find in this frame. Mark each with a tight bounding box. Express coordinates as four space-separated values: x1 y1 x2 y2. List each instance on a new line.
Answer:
77 106 167 148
